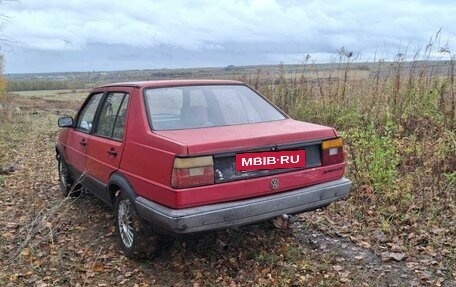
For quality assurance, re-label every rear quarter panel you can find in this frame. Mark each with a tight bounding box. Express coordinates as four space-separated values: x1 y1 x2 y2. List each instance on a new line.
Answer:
119 87 187 206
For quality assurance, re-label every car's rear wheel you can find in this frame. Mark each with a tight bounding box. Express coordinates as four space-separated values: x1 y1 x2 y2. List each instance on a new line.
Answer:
57 155 80 197
114 190 158 259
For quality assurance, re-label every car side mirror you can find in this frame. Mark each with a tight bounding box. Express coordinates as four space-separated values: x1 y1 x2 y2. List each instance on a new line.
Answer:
58 116 74 128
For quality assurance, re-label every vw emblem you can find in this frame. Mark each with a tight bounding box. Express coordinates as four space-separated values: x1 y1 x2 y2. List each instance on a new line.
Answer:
270 179 280 190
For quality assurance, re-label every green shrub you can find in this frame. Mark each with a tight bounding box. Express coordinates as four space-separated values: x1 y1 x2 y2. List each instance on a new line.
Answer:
344 120 400 193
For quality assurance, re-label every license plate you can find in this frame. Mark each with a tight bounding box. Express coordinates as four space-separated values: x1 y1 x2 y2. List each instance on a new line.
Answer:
235 150 306 171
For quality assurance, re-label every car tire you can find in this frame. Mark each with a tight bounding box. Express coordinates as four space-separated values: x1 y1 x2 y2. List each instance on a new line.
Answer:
57 155 80 197
114 190 158 259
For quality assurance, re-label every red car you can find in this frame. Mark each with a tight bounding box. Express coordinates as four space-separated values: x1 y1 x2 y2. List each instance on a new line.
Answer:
56 80 351 258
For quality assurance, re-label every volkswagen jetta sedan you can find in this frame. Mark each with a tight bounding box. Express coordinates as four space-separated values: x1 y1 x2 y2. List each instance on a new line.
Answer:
56 80 351 258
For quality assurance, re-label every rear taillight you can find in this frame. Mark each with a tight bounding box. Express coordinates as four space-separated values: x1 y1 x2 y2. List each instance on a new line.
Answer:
322 138 344 165
171 156 214 188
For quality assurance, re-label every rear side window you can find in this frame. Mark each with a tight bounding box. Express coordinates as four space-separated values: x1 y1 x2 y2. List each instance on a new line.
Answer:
76 93 104 133
112 95 129 140
94 92 129 140
147 88 182 115
144 85 285 130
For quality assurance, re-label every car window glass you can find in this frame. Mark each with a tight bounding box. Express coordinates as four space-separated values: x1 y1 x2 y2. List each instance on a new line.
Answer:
76 93 103 133
147 88 182 115
189 90 207 107
145 85 285 130
238 91 262 122
94 92 128 139
146 88 183 129
212 88 248 124
112 94 129 140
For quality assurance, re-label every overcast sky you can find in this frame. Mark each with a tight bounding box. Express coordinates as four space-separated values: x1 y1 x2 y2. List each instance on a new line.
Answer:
1 0 456 73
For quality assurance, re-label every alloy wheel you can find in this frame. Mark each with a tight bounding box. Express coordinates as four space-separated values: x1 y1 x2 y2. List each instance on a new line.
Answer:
117 199 134 248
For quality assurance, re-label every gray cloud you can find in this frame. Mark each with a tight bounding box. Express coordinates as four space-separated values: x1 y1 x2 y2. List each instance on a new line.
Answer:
2 0 456 73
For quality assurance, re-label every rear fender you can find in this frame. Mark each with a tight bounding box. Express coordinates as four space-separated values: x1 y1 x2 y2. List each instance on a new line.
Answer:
108 173 137 207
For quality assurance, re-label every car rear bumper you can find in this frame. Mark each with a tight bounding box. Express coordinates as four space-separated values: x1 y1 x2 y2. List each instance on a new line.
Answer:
135 177 352 234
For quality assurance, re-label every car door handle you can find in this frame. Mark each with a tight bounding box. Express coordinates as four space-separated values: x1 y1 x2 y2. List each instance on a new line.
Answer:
106 149 117 156
79 140 87 146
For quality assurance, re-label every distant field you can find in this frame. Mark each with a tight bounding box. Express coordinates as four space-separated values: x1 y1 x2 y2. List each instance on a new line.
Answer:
10 89 90 101
6 61 453 92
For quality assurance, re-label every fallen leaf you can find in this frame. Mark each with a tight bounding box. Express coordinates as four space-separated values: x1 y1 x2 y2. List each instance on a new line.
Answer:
194 271 203 280
125 271 133 278
21 248 31 257
359 241 371 248
261 267 271 276
216 239 227 250
382 252 406 261
92 262 104 272
339 271 351 278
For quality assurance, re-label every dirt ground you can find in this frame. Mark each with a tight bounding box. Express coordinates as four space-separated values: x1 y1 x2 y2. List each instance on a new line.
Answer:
0 92 454 287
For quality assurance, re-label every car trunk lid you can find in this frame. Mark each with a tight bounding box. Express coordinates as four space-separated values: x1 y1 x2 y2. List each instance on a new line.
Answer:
154 119 337 155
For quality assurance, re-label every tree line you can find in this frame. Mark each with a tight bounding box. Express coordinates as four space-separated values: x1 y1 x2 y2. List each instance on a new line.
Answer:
6 79 87 91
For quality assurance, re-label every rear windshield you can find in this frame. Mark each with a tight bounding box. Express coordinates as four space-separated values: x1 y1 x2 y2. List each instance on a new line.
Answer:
144 85 286 130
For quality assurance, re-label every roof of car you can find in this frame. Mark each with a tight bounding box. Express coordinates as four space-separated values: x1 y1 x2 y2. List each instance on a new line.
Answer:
99 79 244 89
